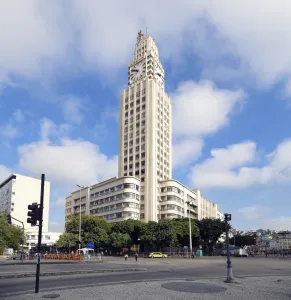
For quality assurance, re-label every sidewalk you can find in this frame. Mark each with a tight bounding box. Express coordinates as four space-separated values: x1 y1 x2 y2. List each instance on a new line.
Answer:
2 275 291 300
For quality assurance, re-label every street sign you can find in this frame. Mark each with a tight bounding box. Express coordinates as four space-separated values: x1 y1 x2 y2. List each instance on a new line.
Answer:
86 242 94 249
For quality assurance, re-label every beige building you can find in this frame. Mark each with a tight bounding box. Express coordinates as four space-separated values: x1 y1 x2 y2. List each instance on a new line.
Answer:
64 31 221 224
118 30 172 222
195 189 219 220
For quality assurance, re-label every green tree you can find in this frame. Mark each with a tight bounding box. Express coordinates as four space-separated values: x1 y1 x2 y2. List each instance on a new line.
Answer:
56 232 78 250
196 218 225 255
0 213 23 254
110 232 129 248
230 235 256 247
172 218 200 248
65 215 111 249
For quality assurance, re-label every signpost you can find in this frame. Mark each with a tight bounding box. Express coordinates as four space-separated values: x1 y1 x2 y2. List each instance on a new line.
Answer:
26 174 45 294
224 213 234 283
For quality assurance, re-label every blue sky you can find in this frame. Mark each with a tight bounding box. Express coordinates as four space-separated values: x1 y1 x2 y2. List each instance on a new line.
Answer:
1 1 291 233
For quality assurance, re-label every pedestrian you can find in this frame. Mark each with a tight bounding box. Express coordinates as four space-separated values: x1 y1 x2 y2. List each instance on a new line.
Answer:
124 253 128 261
135 252 138 262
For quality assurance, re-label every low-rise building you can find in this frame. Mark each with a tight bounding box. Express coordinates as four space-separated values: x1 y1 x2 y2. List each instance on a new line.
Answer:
0 173 50 231
65 177 222 224
26 231 62 250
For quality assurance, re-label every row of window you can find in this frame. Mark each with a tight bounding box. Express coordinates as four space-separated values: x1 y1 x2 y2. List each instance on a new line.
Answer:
160 186 185 196
160 205 184 213
98 212 139 220
91 192 139 206
160 195 184 204
90 184 139 199
124 115 146 132
90 202 139 214
125 97 146 109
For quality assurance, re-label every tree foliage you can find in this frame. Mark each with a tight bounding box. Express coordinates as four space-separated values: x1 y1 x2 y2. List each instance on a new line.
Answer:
230 235 256 247
196 218 226 255
0 213 24 254
56 215 226 254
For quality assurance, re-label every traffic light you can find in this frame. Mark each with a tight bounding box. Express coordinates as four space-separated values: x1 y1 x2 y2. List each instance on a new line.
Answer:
27 203 40 226
6 214 11 224
224 213 232 222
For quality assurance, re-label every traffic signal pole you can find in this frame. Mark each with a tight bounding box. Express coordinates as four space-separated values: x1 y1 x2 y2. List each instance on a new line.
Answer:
35 174 45 294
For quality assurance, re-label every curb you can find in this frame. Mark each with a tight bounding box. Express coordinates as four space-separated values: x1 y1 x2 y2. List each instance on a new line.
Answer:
0 268 147 279
0 260 104 266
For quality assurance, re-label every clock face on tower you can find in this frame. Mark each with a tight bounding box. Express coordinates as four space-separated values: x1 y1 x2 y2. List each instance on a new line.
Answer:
154 61 164 84
129 61 146 84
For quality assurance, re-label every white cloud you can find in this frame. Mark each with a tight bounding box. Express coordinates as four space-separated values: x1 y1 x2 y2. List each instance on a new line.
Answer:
266 217 291 231
40 118 70 141
0 164 12 182
238 206 270 221
190 139 291 188
172 80 244 138
1 0 291 88
172 138 203 169
62 96 86 125
171 80 244 168
18 119 118 186
0 124 18 139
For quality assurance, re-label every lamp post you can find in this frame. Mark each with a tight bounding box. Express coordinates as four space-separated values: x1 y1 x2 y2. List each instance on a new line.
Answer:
77 184 85 251
186 201 193 256
224 213 234 283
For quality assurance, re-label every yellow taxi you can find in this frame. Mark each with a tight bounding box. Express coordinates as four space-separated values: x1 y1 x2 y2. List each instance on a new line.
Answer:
149 252 168 258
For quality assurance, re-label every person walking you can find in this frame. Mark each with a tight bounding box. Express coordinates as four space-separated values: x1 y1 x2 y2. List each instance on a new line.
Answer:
135 252 138 262
124 253 128 261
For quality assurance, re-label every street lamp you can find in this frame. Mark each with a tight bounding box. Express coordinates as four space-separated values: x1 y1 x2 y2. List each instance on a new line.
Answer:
224 213 234 283
186 201 193 256
77 184 85 251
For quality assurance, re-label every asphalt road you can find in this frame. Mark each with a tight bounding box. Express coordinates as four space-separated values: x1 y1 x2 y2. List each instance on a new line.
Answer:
1 257 291 297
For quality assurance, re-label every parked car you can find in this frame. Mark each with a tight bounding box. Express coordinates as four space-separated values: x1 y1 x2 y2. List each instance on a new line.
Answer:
149 252 168 258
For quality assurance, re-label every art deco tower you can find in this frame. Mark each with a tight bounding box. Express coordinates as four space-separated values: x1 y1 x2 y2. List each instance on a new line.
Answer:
118 31 172 222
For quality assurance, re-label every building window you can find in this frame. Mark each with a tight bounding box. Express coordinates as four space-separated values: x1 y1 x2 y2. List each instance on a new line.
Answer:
135 170 139 175
136 138 140 144
124 166 127 171
130 109 134 115
142 96 146 102
135 146 139 151
130 95 134 100
130 102 134 107
141 120 145 126
141 177 145 182
142 104 146 110
135 154 139 159
135 162 140 167
141 152 145 158
141 160 145 166
141 169 145 174
125 120 128 125
129 172 133 176
124 158 127 163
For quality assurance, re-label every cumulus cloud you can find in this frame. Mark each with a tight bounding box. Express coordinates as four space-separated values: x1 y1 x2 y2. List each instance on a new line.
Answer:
18 119 118 186
190 139 291 188
171 80 244 168
62 96 86 125
1 0 291 88
238 206 270 221
172 138 203 169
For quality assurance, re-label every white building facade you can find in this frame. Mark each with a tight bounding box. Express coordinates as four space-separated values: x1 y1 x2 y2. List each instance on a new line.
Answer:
0 174 50 231
26 231 61 250
118 30 171 222
64 31 221 225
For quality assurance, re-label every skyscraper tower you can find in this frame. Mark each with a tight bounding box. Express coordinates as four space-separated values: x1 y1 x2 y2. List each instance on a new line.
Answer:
118 30 172 222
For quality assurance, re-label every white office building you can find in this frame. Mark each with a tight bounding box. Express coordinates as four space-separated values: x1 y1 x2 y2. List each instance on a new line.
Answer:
0 173 50 231
26 231 62 250
65 31 220 224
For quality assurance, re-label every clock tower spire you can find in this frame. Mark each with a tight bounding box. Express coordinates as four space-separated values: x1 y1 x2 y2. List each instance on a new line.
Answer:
119 32 172 222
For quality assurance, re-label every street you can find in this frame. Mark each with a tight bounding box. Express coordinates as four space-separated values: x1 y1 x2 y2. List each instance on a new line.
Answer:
1 256 291 298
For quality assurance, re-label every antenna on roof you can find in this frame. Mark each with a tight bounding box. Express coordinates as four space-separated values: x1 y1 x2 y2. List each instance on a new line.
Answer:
146 26 148 36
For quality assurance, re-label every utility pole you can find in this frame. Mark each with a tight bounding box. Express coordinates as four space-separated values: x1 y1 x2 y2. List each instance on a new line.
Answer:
35 174 45 293
224 213 234 283
186 201 193 256
77 184 85 251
